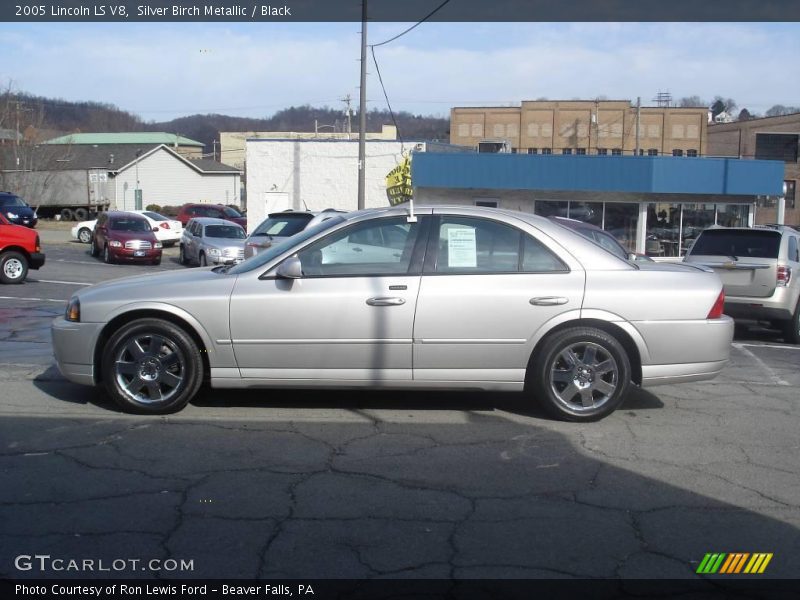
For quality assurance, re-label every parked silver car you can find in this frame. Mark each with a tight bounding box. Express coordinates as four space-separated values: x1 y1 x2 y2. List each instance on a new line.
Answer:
52 205 733 421
179 217 246 266
684 224 800 343
244 209 345 259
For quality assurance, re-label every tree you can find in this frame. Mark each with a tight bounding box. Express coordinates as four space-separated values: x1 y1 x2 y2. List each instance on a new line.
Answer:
765 104 800 117
710 96 737 119
737 108 753 121
678 95 706 107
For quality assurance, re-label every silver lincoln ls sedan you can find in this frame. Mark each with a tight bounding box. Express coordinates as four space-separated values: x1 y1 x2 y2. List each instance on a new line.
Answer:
52 205 733 422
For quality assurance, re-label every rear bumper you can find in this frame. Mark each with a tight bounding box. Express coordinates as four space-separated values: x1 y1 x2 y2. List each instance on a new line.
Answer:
641 360 728 386
724 288 798 321
29 252 45 269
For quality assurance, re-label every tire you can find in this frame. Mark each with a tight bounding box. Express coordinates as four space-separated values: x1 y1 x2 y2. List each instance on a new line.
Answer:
74 207 89 221
199 252 207 267
0 251 29 284
103 244 114 264
60 208 74 221
528 327 631 422
101 318 203 414
78 227 92 244
152 256 161 266
90 236 99 257
179 245 188 265
782 300 800 345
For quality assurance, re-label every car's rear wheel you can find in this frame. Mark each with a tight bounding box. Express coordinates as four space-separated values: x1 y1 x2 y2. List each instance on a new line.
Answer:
78 227 92 244
782 300 800 345
0 251 29 284
101 318 203 414
529 327 631 422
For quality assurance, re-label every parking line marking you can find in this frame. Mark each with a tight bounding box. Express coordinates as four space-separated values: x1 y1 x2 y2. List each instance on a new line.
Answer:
0 296 66 303
29 279 92 286
733 344 790 386
733 342 800 351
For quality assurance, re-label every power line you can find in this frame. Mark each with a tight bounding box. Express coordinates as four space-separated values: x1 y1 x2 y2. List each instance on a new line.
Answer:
370 47 403 150
370 0 451 47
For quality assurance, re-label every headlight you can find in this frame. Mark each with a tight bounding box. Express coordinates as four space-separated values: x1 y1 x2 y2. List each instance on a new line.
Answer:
7 212 18 219
154 242 163 249
207 248 221 256
65 297 80 322
108 240 122 247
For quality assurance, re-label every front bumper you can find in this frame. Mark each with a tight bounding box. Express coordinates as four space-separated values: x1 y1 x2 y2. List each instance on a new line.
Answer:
51 317 104 386
8 216 38 228
109 247 162 262
29 252 45 269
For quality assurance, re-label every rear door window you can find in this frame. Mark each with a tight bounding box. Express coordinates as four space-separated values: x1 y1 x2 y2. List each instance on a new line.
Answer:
689 230 781 258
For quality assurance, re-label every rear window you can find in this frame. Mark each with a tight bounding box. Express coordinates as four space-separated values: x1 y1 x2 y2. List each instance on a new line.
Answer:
142 211 167 221
690 229 781 259
252 214 313 237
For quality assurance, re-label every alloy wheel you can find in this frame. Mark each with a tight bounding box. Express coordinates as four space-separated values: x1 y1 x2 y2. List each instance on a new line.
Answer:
113 333 185 404
548 342 619 413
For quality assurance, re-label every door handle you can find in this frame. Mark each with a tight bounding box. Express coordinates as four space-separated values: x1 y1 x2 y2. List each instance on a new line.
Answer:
530 296 569 306
366 297 406 306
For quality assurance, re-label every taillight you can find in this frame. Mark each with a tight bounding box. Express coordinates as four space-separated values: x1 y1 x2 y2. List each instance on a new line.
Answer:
707 290 725 319
35 235 41 253
777 265 791 287
159 222 170 229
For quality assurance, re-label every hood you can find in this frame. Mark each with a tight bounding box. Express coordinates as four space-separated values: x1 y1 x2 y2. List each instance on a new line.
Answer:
3 204 36 218
205 237 245 249
75 267 238 322
227 216 247 228
107 229 158 242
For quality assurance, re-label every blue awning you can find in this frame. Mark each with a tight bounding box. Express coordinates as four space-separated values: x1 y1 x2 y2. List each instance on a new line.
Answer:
411 153 785 196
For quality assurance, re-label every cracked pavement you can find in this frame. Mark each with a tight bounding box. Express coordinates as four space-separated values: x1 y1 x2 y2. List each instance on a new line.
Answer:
1 235 799 580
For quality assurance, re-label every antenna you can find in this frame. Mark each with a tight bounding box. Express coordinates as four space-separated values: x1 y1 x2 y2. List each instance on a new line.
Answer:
652 91 672 108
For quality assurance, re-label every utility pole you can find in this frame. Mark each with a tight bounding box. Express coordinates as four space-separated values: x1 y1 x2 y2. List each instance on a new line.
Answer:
357 0 367 210
342 94 353 139
635 96 641 156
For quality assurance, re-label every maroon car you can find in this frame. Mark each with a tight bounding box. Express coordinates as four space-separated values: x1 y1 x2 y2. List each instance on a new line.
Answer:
176 203 247 229
90 212 163 265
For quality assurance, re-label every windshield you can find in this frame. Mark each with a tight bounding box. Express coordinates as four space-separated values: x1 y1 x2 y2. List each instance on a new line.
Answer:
228 215 346 275
205 225 245 239
252 215 311 238
690 229 781 259
142 211 167 221
223 206 243 217
0 196 27 208
110 217 150 232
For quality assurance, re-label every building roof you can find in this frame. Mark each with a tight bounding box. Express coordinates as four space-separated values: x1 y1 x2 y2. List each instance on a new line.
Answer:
412 153 785 197
42 132 205 147
709 111 800 131
3 144 240 174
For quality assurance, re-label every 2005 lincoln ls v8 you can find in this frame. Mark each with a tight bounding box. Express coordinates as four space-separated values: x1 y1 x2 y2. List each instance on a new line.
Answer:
52 206 733 422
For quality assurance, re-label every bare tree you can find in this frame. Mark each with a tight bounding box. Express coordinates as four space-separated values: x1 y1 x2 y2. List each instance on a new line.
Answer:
765 104 800 117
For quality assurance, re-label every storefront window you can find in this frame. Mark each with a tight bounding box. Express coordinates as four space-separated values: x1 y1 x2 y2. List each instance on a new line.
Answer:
646 203 681 257
681 204 717 255
603 203 639 252
534 200 569 218
534 201 603 226
716 204 748 227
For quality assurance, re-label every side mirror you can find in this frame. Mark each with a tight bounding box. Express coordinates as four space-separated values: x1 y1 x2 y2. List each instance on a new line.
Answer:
276 256 303 279
153 227 159 232
628 252 637 261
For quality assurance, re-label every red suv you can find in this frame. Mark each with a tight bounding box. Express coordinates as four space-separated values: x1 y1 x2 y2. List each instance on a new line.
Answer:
177 204 246 229
90 212 163 265
0 213 45 283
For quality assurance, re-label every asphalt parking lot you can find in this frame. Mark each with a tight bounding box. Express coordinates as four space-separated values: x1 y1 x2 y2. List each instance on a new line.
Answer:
1 227 799 582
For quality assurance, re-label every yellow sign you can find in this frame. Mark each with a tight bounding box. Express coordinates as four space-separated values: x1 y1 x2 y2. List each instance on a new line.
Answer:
385 156 412 206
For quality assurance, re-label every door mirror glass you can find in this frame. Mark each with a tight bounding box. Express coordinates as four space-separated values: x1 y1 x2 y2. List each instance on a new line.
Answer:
276 256 303 279
153 227 160 232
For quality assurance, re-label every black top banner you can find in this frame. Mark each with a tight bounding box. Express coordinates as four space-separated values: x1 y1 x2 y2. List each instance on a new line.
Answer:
3 0 800 22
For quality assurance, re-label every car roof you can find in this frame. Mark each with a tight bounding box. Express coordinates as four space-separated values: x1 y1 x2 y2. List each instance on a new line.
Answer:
105 211 148 220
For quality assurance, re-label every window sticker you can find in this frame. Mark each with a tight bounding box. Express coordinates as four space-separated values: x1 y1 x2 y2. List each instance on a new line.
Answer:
447 227 477 267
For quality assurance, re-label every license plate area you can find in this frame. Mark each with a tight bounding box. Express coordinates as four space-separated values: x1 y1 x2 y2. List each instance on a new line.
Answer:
134 250 145 257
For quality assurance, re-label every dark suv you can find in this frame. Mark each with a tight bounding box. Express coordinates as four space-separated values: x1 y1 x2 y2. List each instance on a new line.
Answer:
684 225 800 343
0 192 38 228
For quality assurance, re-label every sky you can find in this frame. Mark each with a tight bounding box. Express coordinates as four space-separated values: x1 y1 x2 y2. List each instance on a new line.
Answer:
0 21 798 122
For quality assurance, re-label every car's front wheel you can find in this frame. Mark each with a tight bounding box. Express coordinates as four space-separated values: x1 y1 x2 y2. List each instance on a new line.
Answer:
78 228 92 244
101 318 204 414
0 251 29 284
103 244 113 264
529 327 631 422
